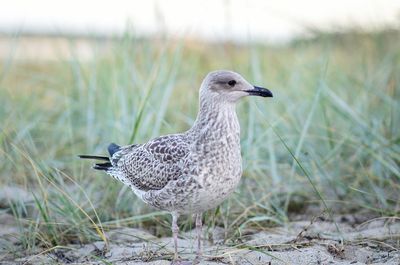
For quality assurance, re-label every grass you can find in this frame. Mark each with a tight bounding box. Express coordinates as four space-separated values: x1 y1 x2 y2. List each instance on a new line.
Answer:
0 28 399 254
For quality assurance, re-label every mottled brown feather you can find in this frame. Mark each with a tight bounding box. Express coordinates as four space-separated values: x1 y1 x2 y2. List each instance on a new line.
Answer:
111 134 191 191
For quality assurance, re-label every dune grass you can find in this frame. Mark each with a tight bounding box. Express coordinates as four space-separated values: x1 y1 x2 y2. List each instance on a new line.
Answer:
0 29 399 252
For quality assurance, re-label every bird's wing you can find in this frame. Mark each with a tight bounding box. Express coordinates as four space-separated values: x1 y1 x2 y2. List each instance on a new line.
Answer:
111 134 191 191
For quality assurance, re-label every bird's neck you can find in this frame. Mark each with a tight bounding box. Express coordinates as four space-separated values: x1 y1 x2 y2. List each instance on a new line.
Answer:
188 99 240 139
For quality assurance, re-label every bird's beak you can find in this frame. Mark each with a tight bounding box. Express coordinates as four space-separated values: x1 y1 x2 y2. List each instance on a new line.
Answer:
245 86 273 97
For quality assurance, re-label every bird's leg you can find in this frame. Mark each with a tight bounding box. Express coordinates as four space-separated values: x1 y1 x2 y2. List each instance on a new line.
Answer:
171 213 192 265
172 212 180 262
195 213 203 261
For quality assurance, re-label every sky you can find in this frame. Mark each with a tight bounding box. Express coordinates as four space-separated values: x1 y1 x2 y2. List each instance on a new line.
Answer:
1 0 399 42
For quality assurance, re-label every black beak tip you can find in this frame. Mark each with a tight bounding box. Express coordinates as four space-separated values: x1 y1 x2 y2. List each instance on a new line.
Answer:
263 90 273 98
246 86 273 98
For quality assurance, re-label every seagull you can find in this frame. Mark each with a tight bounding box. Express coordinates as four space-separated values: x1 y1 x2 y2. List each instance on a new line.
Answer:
79 70 273 264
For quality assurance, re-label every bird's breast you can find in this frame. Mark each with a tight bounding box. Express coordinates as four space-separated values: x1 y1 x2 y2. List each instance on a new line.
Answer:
190 133 242 211
193 130 242 190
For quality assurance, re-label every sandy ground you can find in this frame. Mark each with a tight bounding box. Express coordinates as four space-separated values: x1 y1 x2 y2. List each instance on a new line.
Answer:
0 187 399 264
1 211 399 265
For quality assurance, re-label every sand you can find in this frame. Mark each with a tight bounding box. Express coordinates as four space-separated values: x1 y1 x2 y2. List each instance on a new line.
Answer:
1 212 399 265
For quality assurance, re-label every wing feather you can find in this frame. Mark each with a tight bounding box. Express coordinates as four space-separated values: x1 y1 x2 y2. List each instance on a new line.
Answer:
111 134 190 191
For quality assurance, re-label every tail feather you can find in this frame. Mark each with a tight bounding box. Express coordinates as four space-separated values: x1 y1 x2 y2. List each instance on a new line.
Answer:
79 143 122 173
79 154 112 171
93 162 112 171
78 155 110 161
108 143 121 157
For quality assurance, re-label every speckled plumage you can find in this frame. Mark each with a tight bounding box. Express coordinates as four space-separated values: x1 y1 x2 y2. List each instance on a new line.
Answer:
79 70 273 263
109 102 242 214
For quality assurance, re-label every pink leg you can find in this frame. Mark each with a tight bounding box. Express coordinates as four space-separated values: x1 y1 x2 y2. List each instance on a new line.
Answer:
171 213 191 265
195 213 203 260
172 213 180 261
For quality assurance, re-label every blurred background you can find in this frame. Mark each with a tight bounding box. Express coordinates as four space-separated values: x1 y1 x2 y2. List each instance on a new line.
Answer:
0 0 399 254
1 0 400 59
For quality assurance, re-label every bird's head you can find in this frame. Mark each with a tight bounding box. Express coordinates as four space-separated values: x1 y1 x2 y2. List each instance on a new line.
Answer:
199 70 273 103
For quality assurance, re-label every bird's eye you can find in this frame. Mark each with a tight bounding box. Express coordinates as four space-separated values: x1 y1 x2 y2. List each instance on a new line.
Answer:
228 80 236 87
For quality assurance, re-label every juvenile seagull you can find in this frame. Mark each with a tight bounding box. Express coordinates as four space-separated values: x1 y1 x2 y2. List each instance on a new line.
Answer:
79 70 272 264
